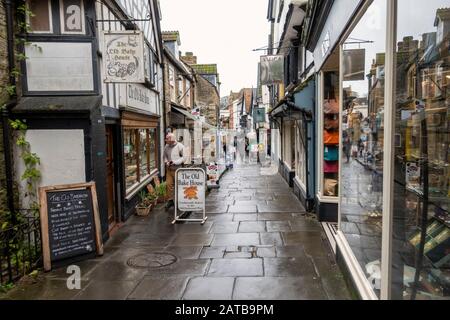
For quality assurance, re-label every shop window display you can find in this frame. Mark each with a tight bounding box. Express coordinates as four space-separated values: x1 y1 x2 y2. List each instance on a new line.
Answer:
392 0 450 300
340 0 386 297
124 128 158 193
323 72 339 197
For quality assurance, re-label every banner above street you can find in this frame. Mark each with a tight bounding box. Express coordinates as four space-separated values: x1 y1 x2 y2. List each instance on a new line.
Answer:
260 55 284 85
103 31 145 83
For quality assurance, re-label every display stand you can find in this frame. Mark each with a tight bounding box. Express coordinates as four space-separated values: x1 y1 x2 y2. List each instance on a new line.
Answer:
172 167 208 225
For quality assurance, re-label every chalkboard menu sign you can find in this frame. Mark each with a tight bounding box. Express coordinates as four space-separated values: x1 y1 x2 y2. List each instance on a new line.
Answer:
39 182 103 271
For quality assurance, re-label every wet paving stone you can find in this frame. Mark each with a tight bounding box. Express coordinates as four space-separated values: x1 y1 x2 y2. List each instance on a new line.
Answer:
205 205 230 214
264 257 316 277
170 233 214 247
199 246 226 259
259 232 284 245
207 258 263 277
281 231 323 245
173 222 213 234
211 233 260 246
164 246 203 260
256 247 276 258
209 222 239 234
311 257 352 300
228 205 258 213
289 219 322 232
145 259 210 276
238 221 266 233
121 233 176 247
88 261 148 282
204 214 234 222
74 281 138 300
6 279 90 300
275 245 307 258
183 277 235 300
128 276 190 300
257 213 294 221
233 214 258 221
266 221 292 232
224 251 253 258
233 277 326 300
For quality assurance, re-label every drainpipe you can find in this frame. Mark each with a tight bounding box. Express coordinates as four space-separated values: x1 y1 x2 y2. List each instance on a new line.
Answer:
3 0 17 219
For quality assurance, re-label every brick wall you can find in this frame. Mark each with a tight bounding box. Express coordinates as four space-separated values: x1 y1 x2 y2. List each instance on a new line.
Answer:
195 75 219 126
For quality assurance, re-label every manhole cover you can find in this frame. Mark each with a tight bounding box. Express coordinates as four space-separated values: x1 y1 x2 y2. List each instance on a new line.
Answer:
127 252 178 269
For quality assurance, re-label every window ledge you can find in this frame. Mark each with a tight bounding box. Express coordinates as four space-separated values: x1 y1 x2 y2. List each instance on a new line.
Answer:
125 170 159 201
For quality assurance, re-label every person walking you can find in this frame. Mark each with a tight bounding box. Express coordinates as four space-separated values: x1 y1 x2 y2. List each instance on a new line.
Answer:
163 133 186 209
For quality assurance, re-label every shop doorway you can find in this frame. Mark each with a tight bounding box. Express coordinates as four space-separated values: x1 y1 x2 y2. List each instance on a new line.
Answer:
106 125 118 232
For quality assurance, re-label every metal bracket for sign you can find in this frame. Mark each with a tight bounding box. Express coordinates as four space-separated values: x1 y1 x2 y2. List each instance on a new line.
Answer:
172 168 208 225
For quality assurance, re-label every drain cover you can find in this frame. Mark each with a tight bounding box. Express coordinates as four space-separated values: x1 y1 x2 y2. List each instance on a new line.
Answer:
127 252 177 269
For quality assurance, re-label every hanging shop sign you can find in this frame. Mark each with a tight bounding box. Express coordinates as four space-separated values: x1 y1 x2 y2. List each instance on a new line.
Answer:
343 49 366 81
39 182 103 271
103 31 145 83
260 55 284 85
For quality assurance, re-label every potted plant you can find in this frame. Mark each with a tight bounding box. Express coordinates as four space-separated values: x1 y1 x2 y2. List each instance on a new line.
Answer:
156 182 168 203
147 190 158 208
135 190 153 216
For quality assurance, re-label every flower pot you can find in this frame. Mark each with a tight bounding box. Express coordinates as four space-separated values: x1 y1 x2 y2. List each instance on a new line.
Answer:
135 205 151 216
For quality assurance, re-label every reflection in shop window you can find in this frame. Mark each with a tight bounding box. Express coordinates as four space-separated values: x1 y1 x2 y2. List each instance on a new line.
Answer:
392 0 450 300
124 128 158 193
340 0 386 298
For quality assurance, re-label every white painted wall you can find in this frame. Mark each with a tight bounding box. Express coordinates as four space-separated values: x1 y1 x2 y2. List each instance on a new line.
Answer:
25 42 94 91
15 130 86 208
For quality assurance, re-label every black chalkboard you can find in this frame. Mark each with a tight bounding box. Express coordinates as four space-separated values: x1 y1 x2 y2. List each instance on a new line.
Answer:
46 189 96 262
39 182 103 271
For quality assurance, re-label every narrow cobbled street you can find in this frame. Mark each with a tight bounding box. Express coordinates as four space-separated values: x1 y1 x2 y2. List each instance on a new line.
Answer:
4 164 351 300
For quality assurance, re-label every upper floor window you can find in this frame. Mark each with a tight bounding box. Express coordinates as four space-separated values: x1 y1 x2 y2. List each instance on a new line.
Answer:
27 0 53 33
26 0 86 35
59 0 85 34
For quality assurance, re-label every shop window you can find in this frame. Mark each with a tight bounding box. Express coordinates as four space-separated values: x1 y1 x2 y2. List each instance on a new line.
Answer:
323 71 339 197
27 0 53 33
295 120 306 185
340 0 386 298
59 0 85 34
392 0 450 300
124 128 158 193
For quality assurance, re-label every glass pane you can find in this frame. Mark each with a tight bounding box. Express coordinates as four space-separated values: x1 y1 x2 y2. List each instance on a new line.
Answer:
340 0 386 298
28 0 51 32
392 0 450 300
124 129 138 190
139 129 149 178
149 128 157 171
323 71 339 197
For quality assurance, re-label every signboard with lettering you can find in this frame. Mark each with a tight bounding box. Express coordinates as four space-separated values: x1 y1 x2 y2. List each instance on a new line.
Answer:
39 182 103 271
260 55 284 85
173 168 207 225
123 83 158 114
103 31 145 83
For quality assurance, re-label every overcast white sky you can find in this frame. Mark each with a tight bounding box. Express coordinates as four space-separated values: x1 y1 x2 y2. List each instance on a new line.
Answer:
159 0 268 98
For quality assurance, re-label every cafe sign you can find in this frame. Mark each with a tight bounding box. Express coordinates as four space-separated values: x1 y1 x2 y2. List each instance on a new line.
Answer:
103 31 145 83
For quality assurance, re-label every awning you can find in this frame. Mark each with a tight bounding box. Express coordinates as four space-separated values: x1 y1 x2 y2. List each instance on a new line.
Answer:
171 106 215 129
13 96 102 114
270 77 315 120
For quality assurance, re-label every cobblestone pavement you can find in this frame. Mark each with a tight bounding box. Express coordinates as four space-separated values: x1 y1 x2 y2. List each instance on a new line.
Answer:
3 164 352 300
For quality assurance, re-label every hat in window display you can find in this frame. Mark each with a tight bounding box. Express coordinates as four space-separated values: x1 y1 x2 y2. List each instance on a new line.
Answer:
324 99 339 114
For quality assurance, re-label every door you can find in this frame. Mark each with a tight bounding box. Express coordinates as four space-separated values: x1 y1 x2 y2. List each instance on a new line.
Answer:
106 125 117 231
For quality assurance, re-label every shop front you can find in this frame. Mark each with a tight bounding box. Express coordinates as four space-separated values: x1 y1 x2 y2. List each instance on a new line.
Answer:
309 0 450 300
292 77 316 212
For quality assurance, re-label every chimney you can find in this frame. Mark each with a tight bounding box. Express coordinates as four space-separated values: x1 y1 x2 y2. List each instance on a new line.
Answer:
181 52 197 65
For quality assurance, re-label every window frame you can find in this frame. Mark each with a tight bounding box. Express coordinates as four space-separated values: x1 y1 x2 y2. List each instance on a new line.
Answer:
124 127 159 196
26 0 54 34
